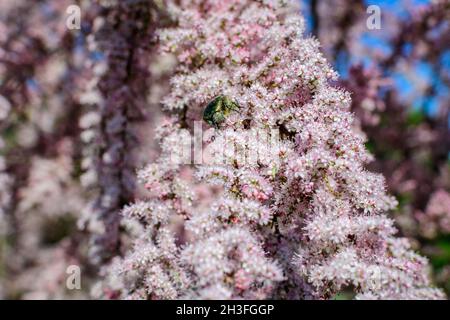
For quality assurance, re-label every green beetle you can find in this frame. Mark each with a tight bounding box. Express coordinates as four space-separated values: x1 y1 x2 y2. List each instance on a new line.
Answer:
202 95 240 128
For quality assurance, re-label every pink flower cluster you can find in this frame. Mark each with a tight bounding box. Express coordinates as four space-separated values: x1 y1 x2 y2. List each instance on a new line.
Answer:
416 190 450 239
97 0 445 299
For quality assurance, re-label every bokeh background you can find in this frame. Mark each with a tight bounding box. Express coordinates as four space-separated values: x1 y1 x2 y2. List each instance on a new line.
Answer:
0 0 448 299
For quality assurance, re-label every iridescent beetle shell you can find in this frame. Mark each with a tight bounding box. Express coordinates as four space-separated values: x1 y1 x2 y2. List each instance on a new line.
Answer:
203 95 239 128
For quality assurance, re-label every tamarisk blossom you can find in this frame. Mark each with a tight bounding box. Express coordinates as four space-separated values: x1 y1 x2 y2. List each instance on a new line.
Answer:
310 0 450 292
80 0 158 263
416 190 450 239
98 0 445 299
0 0 94 298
